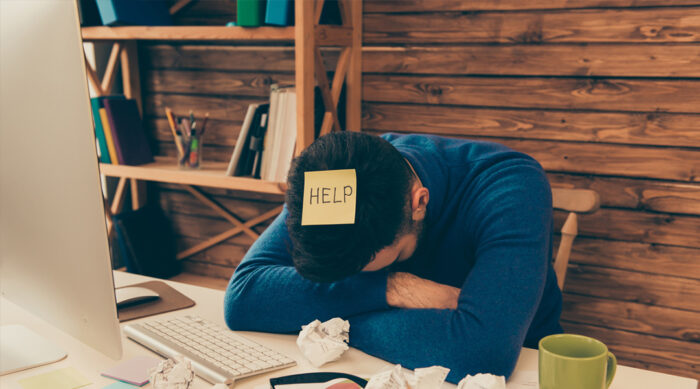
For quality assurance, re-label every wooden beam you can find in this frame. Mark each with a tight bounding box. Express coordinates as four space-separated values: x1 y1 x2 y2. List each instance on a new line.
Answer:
331 47 351 104
120 41 142 114
314 46 342 134
83 51 104 96
315 0 326 24
176 205 283 260
169 0 194 15
295 0 315 154
182 185 259 240
110 177 128 215
345 0 362 131
338 0 352 26
101 42 122 94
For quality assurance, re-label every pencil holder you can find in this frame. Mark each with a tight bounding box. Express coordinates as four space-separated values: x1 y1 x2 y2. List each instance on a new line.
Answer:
178 135 202 169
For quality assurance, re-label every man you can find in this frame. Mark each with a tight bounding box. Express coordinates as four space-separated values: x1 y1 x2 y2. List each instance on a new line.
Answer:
224 132 562 383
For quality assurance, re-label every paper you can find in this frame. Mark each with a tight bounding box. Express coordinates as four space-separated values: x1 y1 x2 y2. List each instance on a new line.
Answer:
18 367 91 389
301 169 357 226
365 365 450 389
274 378 363 388
103 382 140 389
297 318 350 367
456 373 506 389
101 355 162 386
149 356 195 389
506 370 538 388
211 384 230 389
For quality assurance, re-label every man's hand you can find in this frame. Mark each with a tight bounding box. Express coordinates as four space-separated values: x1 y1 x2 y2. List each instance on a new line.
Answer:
386 272 460 310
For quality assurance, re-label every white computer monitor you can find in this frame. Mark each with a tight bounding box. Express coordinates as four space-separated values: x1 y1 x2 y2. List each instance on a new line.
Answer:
0 0 123 374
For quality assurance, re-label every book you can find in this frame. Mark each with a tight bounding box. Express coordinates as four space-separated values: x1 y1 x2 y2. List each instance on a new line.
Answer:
265 0 292 26
99 108 120 165
250 111 269 178
275 88 297 182
239 104 269 177
237 0 266 27
226 103 259 176
261 85 282 180
234 104 269 177
103 99 154 166
96 0 172 26
90 97 111 163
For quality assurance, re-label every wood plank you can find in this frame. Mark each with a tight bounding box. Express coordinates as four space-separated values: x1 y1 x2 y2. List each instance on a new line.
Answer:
98 158 286 194
565 237 700 280
146 70 294 97
362 45 700 78
363 75 700 113
156 181 284 203
363 8 700 44
295 0 316 153
143 44 700 78
176 236 248 268
365 0 700 12
366 131 700 182
363 103 700 148
564 264 700 311
562 293 700 342
169 213 260 246
144 93 267 121
562 321 700 380
554 208 700 248
170 0 236 26
160 187 282 222
153 141 234 163
82 26 351 45
548 173 700 215
142 45 301 72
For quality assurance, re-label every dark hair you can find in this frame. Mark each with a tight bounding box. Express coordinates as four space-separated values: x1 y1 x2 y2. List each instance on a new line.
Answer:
285 132 413 283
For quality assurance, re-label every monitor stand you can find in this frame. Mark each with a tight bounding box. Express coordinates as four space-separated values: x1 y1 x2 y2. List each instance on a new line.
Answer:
0 324 67 375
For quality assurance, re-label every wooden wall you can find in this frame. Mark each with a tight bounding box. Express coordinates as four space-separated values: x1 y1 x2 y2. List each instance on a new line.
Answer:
141 0 700 380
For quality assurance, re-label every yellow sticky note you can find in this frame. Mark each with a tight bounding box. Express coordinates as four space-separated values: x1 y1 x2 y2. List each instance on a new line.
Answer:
18 367 91 389
302 169 356 226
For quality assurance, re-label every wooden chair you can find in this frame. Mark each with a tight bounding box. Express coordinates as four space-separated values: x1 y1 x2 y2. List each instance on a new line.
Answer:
551 187 601 290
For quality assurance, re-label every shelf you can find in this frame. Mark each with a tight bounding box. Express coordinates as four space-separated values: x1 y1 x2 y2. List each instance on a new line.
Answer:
81 25 352 46
99 158 286 195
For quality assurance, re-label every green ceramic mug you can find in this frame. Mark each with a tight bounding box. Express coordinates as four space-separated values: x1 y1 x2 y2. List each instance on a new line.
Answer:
539 334 617 389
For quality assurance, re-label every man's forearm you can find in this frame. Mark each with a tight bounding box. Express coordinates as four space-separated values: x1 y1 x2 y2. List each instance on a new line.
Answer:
386 272 460 310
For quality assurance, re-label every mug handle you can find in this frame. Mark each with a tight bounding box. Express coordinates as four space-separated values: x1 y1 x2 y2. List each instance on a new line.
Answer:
606 351 617 388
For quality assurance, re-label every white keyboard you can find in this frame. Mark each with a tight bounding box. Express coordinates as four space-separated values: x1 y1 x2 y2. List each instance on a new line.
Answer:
123 315 296 385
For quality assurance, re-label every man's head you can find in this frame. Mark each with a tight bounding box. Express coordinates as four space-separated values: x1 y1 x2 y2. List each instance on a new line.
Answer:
285 132 429 283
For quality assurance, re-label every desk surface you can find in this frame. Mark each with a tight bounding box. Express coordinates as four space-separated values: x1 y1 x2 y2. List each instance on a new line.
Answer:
1 271 696 389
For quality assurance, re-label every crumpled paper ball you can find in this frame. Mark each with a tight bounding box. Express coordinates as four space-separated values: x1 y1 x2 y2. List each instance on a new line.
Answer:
456 373 506 389
149 355 195 389
365 364 450 389
296 317 350 367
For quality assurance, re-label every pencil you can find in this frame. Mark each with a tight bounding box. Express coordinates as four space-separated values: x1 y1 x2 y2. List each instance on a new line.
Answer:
165 107 184 156
199 113 209 136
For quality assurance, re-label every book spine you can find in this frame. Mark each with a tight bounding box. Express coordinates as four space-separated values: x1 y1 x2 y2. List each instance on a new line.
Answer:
91 98 111 164
237 0 265 27
99 108 120 165
102 105 125 164
265 0 292 26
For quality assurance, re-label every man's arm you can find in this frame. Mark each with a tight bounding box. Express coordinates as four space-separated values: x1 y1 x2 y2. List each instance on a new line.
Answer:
224 207 390 333
347 162 553 383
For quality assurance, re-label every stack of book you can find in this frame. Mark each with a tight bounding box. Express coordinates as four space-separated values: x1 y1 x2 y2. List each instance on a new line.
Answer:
237 0 341 27
226 86 297 182
90 96 153 166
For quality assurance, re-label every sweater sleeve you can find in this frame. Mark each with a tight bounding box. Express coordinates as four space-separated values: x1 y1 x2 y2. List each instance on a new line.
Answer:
346 162 553 383
223 207 390 333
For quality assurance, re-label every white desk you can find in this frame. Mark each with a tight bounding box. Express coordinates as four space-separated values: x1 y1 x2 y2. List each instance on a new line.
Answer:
1 271 696 389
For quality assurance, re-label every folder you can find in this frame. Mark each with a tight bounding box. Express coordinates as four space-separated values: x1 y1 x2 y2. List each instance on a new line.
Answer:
237 0 266 27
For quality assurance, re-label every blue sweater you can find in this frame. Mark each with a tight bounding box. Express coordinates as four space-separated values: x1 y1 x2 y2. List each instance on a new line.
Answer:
224 134 563 383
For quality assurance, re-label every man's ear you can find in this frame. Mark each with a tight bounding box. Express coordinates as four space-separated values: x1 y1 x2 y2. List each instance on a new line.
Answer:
411 183 429 221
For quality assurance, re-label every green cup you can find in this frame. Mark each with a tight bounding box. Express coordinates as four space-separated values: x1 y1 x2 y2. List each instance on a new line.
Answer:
539 334 617 389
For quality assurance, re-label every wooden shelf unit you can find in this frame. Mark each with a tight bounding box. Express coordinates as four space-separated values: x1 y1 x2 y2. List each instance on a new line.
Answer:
82 0 362 261
99 158 286 195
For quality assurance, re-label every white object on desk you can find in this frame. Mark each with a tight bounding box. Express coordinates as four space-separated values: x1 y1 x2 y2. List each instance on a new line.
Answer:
0 271 697 389
0 325 67 376
115 286 161 308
